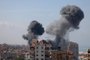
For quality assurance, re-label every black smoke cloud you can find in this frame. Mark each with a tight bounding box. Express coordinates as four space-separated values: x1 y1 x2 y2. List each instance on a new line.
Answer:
23 20 44 45
60 5 84 29
46 5 84 37
28 20 44 35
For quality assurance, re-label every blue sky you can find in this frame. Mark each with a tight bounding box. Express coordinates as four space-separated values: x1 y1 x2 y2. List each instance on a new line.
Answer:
0 0 90 51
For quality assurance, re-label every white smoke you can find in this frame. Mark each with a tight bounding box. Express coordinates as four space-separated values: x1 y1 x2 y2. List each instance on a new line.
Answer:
46 16 72 39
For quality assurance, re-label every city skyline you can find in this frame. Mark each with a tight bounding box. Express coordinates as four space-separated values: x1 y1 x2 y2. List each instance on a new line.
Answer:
0 0 90 51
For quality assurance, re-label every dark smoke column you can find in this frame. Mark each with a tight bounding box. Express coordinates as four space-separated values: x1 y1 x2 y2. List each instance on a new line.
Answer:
23 20 44 46
46 5 84 50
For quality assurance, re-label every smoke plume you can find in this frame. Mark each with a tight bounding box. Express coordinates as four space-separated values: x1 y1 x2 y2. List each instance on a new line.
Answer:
46 5 84 50
46 5 84 39
60 5 84 29
46 18 71 38
23 20 44 45
28 20 44 35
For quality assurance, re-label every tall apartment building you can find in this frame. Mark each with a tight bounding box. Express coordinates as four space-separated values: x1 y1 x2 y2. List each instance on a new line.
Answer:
35 44 45 60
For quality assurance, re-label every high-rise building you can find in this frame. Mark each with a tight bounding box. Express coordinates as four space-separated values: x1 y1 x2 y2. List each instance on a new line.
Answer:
35 44 45 60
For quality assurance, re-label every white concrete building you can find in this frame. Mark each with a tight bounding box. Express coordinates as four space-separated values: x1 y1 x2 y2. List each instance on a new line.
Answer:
35 44 45 60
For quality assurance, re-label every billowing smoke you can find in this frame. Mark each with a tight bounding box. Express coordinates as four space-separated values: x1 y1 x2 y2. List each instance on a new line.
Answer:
27 20 44 35
23 20 44 45
46 5 84 50
46 18 71 38
60 5 84 29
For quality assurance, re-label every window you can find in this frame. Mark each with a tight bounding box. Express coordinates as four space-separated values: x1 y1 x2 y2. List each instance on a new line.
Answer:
36 47 38 49
41 54 43 56
41 51 43 53
36 54 38 56
42 47 43 49
41 58 44 60
36 58 38 60
37 51 38 53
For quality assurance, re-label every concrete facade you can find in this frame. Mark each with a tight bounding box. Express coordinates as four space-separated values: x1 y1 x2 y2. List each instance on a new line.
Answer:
35 44 45 60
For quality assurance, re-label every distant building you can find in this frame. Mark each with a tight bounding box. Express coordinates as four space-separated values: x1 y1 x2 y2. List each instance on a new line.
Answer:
1 51 16 60
25 52 30 60
69 41 79 60
50 50 73 60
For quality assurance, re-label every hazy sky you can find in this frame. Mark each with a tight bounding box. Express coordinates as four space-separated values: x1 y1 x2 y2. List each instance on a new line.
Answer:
0 0 90 51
